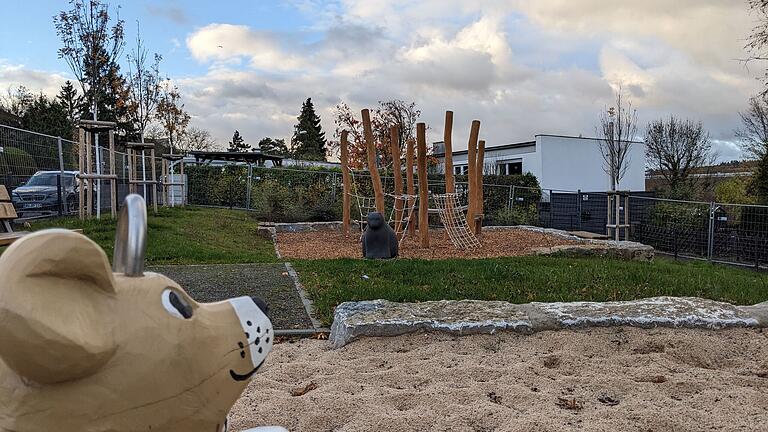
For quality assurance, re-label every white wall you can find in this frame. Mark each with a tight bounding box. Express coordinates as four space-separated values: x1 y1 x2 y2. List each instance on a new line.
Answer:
537 135 645 191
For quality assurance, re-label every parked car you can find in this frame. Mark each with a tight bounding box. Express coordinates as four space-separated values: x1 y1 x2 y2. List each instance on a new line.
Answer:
11 171 81 216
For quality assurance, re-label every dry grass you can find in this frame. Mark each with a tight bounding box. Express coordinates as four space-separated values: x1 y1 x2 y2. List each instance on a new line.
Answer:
276 228 581 260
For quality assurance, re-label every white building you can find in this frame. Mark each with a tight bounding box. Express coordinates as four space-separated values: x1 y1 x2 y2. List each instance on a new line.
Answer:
433 134 646 191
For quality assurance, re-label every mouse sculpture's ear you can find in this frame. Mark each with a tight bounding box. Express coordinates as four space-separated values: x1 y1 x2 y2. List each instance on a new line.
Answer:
0 229 117 384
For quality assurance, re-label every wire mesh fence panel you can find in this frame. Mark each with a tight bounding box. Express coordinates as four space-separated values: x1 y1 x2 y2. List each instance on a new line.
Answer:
1 125 73 218
630 196 711 259
709 203 768 268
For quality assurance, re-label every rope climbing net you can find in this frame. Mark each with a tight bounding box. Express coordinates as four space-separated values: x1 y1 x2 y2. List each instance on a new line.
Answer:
348 173 418 245
431 192 481 250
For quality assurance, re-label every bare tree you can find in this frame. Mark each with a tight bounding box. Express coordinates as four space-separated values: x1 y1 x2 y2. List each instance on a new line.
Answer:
747 1 768 93
126 21 162 142
736 94 768 160
332 99 421 168
54 0 125 122
645 116 714 197
179 126 216 153
155 79 190 153
0 86 34 117
598 88 637 190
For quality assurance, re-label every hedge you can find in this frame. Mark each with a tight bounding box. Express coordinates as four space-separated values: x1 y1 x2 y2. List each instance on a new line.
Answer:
186 165 541 224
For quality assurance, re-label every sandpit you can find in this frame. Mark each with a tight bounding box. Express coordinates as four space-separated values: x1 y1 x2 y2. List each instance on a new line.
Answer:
276 228 581 260
229 328 768 431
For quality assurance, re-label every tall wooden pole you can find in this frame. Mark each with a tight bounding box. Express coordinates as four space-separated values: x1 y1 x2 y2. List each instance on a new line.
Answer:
78 128 85 220
443 111 455 193
406 138 416 236
340 130 352 236
85 131 93 219
475 139 485 235
390 126 404 236
362 109 385 213
417 123 429 248
150 147 158 214
465 120 481 228
108 130 116 218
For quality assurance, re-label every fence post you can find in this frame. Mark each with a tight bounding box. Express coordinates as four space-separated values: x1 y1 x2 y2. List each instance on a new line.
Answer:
331 172 337 203
57 136 65 215
707 201 715 262
577 189 582 231
246 163 253 210
510 185 515 210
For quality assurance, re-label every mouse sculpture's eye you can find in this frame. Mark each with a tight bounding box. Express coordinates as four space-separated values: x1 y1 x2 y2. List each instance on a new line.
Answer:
161 288 194 319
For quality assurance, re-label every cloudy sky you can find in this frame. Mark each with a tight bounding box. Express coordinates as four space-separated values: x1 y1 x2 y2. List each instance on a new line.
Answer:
0 0 764 161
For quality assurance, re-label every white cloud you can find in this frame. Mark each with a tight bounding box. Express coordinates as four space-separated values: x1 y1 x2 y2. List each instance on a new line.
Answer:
7 2 761 163
0 61 70 97
186 24 306 71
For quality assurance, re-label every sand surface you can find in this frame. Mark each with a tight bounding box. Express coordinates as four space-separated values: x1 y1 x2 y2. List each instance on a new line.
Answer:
229 328 768 431
276 228 579 260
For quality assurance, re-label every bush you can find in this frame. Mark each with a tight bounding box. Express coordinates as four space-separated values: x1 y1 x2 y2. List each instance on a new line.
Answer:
490 205 539 226
647 201 708 228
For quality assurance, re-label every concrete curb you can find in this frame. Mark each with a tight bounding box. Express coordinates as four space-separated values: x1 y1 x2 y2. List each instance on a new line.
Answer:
329 297 768 348
284 262 327 332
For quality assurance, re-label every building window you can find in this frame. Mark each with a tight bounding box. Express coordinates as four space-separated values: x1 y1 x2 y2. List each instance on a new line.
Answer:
453 165 468 176
497 161 522 175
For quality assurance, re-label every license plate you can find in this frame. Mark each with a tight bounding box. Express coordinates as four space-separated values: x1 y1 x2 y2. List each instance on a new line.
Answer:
24 203 42 208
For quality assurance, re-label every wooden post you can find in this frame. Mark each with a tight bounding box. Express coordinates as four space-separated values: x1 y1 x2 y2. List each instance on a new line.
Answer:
361 109 385 213
390 126 404 236
85 131 93 219
180 159 185 206
417 123 429 248
150 147 158 214
465 120 480 227
340 130 352 237
406 138 416 236
108 130 116 218
474 139 485 235
78 128 85 220
443 111 455 193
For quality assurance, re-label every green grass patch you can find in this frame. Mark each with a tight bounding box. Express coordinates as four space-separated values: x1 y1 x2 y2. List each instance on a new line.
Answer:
293 256 768 325
15 206 277 265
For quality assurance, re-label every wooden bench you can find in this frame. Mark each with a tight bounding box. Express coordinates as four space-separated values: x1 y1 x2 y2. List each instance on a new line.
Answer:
0 185 28 246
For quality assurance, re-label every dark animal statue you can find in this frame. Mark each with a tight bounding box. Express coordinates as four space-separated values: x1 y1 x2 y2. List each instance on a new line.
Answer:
361 212 398 259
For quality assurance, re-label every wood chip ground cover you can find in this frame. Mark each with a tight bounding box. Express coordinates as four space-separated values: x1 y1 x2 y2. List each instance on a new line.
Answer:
276 228 580 260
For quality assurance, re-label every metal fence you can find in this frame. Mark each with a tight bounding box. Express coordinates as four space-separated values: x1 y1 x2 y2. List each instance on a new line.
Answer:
4 124 767 268
0 124 165 220
630 196 768 268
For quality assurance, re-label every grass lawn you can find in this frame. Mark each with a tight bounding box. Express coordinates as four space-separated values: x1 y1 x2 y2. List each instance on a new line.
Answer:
293 256 768 325
15 206 277 265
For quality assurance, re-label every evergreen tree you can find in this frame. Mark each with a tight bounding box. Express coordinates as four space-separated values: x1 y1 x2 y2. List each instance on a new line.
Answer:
228 130 249 152
291 98 327 161
257 137 290 156
21 94 73 139
57 80 83 133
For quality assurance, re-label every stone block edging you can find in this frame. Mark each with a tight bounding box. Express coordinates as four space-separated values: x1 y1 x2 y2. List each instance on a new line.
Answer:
329 297 767 348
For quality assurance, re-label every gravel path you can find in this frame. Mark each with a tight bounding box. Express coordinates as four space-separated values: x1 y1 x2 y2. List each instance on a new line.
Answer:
149 263 313 330
276 228 581 260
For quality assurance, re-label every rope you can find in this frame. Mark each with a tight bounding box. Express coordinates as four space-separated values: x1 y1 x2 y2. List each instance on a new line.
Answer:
348 171 418 246
431 192 481 250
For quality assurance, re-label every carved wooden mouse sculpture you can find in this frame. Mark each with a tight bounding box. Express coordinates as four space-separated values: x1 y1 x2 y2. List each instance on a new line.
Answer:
0 195 282 432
